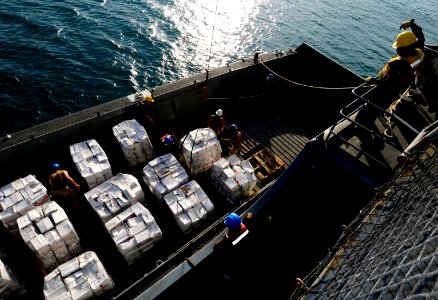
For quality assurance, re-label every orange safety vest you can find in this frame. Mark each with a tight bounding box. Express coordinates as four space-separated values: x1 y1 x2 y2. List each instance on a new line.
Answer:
225 223 249 246
378 48 425 80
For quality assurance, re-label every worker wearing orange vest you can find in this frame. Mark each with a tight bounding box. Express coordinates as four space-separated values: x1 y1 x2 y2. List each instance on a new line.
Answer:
368 19 425 86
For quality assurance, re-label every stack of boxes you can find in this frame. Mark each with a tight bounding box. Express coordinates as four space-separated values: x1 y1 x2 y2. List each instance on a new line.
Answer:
112 119 155 166
211 155 257 204
43 251 114 300
163 180 214 233
142 154 190 201
104 202 162 264
83 173 145 223
84 174 162 263
70 139 113 190
17 201 82 272
0 175 50 234
0 259 25 298
181 128 222 176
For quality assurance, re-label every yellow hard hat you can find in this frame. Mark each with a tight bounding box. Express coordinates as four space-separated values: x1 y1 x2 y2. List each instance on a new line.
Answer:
145 95 154 103
392 31 417 49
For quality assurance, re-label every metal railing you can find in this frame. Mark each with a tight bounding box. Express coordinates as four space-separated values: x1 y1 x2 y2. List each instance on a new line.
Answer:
325 82 422 168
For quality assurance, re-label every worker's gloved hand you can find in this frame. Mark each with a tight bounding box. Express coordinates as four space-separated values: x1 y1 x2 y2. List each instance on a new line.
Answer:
365 76 378 84
400 19 415 30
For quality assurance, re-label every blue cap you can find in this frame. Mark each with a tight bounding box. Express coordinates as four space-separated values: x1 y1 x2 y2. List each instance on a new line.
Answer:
267 73 274 81
229 124 238 131
51 163 60 171
163 135 174 145
224 213 242 229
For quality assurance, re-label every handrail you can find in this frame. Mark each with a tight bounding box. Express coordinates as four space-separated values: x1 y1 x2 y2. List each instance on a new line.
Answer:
350 84 420 135
325 81 426 169
399 119 438 159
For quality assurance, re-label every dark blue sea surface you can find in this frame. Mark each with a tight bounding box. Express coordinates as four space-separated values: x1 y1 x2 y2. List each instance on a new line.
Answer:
0 0 436 136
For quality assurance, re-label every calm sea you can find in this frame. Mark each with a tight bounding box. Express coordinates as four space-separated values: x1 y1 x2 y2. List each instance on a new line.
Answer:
0 0 436 136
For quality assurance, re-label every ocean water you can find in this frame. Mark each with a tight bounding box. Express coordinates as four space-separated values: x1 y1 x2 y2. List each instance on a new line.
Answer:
0 0 436 136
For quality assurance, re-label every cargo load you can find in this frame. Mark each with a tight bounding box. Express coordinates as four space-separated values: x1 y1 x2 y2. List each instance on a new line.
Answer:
104 202 162 264
83 173 145 223
17 201 82 272
0 174 50 233
211 155 257 204
163 180 214 233
143 153 190 202
181 128 222 176
69 139 113 190
112 119 155 166
43 251 114 300
0 259 25 298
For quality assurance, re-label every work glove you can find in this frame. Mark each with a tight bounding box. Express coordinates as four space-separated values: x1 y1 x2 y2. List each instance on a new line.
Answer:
400 19 415 30
365 76 378 84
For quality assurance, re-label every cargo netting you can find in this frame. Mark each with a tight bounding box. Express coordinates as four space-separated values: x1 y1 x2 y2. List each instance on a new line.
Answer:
292 146 438 299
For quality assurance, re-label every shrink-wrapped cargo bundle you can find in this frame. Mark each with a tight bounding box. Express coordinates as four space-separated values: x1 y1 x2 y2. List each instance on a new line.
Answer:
211 155 257 204
112 119 155 166
84 173 145 223
0 259 25 298
181 128 222 176
0 174 50 233
105 202 162 264
69 139 113 190
142 154 189 202
43 251 114 300
163 180 214 233
17 201 81 272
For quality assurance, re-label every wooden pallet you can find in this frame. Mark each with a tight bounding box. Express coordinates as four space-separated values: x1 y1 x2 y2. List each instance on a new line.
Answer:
247 148 285 183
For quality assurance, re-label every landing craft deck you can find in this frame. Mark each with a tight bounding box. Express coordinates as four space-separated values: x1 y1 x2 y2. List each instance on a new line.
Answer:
0 43 365 299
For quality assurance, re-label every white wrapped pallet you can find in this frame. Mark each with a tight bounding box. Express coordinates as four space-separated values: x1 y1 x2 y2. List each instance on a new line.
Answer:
17 201 82 272
105 202 162 264
181 128 222 176
70 139 113 190
43 251 114 300
211 155 257 204
0 174 49 232
112 119 155 166
84 173 145 223
142 153 190 202
163 180 214 233
0 259 26 298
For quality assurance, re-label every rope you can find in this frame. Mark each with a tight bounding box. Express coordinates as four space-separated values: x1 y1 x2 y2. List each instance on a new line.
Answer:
260 58 358 90
424 45 438 54
206 94 266 100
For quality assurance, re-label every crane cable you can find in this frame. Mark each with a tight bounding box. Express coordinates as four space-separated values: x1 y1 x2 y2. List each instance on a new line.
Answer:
203 0 220 102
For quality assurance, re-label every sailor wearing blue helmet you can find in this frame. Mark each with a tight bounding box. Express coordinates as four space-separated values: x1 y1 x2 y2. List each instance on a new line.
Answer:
160 133 180 157
48 162 81 213
214 211 254 280
219 212 253 247
219 124 242 156
224 212 242 229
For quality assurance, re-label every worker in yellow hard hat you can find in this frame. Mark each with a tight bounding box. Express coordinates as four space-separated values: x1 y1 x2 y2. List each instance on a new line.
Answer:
356 19 426 145
136 93 156 130
145 95 154 103
367 19 425 84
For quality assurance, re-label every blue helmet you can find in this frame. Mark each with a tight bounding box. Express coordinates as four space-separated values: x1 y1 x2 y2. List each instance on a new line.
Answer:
267 73 274 81
229 124 238 131
224 213 242 229
51 163 60 171
163 135 174 145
